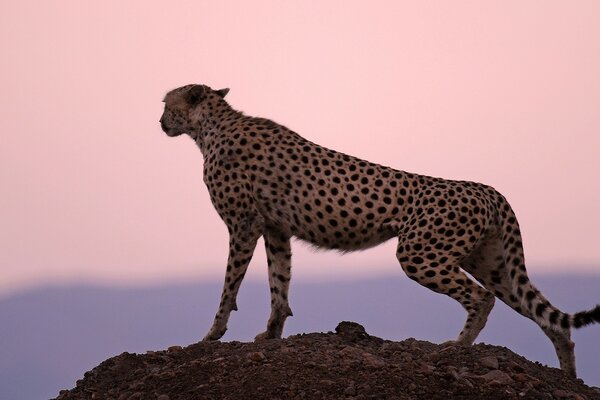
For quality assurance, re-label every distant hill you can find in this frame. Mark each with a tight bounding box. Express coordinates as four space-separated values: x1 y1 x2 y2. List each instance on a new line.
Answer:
1 274 599 399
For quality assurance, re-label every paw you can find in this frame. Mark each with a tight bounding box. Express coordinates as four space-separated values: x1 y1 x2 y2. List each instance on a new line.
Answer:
439 340 467 351
254 331 280 341
202 326 226 342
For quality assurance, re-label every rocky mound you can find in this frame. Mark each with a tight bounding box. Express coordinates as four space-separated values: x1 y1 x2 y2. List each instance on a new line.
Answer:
55 322 599 400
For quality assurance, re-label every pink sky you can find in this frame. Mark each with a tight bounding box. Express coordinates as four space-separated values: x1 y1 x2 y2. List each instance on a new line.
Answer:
1 1 600 296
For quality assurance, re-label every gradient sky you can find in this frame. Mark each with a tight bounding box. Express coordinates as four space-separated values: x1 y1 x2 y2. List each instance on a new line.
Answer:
2 1 600 297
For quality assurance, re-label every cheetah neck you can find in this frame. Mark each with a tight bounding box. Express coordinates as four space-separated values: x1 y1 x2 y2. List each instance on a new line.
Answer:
189 107 242 152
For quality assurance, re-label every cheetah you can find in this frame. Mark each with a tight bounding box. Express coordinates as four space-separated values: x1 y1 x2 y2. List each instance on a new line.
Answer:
159 83 600 377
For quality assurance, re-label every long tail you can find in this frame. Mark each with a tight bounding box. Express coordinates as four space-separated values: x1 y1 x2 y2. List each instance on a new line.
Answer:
572 305 600 328
496 192 600 330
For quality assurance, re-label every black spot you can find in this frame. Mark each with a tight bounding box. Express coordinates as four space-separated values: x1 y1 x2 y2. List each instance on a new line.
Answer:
560 314 570 329
535 303 547 317
525 291 536 301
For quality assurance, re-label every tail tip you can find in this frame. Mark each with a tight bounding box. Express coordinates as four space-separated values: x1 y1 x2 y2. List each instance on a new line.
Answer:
593 304 600 321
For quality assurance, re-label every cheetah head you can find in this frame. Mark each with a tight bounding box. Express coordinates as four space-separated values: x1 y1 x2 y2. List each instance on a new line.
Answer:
160 84 230 137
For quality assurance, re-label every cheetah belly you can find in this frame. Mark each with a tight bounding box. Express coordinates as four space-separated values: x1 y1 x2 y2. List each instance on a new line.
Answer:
258 188 399 252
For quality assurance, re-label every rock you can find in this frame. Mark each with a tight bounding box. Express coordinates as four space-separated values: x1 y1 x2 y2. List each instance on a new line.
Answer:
247 351 266 362
53 321 600 400
167 346 182 353
479 356 499 370
480 370 514 386
335 321 368 340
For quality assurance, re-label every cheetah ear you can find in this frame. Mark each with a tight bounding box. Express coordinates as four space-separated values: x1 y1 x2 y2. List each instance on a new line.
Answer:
185 85 205 105
215 88 230 98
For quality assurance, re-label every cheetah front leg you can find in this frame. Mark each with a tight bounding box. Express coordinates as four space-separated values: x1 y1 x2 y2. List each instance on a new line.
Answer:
203 220 263 341
255 228 293 341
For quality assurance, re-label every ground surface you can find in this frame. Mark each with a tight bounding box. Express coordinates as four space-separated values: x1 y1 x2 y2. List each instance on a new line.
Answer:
55 322 599 400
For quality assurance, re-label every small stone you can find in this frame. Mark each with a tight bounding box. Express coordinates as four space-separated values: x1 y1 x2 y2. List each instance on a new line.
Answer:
508 361 525 372
427 351 442 363
167 345 182 353
247 351 266 362
419 363 435 376
339 346 362 358
344 383 356 396
552 389 571 398
361 352 385 368
408 383 417 391
479 356 499 370
480 370 514 385
513 373 529 382
447 366 461 381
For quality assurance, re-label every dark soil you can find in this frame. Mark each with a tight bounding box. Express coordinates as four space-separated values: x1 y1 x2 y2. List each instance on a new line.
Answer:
55 322 600 400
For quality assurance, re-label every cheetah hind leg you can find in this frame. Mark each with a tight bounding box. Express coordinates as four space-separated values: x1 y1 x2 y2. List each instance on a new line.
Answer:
397 240 495 347
461 231 578 376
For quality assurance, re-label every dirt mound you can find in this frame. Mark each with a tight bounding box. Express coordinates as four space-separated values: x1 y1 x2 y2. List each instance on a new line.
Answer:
55 322 599 400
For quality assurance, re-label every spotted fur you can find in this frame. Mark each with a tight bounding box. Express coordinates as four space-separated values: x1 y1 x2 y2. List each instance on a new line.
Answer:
160 84 599 377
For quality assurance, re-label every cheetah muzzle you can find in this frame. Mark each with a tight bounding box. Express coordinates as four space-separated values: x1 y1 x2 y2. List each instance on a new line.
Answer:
160 83 600 378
